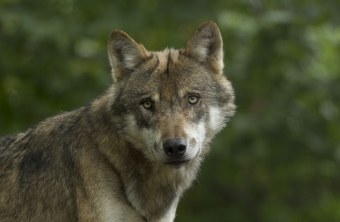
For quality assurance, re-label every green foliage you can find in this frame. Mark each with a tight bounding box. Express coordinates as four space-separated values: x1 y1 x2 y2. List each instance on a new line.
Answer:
1 0 339 221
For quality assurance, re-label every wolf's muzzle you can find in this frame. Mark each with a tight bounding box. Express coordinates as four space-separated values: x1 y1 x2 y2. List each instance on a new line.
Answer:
163 138 187 159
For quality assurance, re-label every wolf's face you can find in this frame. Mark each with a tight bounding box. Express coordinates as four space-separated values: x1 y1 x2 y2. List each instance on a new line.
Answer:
109 22 235 166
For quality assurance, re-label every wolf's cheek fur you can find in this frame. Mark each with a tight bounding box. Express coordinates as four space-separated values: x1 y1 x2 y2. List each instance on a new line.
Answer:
122 114 156 160
183 121 206 158
206 106 226 139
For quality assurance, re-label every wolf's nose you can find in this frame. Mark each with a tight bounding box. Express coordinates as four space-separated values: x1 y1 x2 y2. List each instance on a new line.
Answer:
163 138 187 157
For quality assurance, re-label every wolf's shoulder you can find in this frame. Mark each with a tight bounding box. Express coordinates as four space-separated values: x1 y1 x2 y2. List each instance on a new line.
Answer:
0 134 17 149
0 106 89 151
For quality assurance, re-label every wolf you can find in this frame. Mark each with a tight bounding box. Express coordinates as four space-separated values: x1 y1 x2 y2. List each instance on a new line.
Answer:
0 21 235 222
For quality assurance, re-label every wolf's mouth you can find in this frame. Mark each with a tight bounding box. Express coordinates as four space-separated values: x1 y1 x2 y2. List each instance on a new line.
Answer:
165 160 190 166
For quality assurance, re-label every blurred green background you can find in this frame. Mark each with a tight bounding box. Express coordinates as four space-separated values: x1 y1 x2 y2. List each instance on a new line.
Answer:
1 0 340 221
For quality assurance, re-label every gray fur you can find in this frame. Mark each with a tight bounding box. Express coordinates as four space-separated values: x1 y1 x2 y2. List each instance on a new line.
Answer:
0 21 235 222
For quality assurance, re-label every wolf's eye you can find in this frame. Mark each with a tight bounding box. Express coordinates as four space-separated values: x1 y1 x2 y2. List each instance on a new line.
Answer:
141 99 153 110
188 95 199 105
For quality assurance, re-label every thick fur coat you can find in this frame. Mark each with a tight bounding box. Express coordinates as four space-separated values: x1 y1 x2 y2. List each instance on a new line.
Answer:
0 22 235 222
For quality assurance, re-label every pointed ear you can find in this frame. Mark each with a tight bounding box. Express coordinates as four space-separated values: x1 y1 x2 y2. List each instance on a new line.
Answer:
108 30 150 81
184 21 224 73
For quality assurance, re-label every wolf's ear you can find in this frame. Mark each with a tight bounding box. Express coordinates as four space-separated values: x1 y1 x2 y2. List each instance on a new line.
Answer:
108 30 149 81
184 21 224 73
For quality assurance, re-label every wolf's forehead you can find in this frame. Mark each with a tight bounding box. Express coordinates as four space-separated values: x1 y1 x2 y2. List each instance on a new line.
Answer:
151 49 208 84
152 49 180 73
127 48 212 97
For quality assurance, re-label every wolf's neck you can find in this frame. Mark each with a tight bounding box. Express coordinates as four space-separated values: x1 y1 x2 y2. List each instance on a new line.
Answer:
111 143 201 220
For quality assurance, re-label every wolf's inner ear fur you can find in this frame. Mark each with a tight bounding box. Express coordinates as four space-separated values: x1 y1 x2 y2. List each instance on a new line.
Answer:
184 21 224 73
108 30 149 81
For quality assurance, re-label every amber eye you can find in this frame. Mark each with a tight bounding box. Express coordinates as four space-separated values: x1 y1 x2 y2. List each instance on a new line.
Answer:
188 95 199 105
141 99 153 110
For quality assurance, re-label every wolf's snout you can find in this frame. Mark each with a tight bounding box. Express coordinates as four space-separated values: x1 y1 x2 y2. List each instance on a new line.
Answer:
163 138 187 158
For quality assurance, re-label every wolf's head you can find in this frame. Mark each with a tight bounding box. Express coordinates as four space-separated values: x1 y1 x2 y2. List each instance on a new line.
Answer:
108 22 235 167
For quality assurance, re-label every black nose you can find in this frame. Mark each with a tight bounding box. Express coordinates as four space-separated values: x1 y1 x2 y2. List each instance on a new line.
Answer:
163 138 187 158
